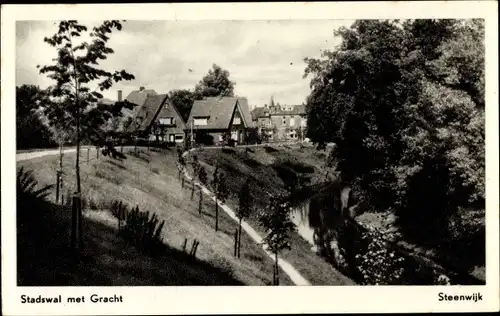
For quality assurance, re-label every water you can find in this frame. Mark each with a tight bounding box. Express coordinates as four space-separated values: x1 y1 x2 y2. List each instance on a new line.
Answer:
290 202 317 250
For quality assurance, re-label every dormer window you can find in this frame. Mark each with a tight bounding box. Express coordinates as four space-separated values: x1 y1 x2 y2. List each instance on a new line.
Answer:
159 117 174 125
233 117 241 125
194 117 208 126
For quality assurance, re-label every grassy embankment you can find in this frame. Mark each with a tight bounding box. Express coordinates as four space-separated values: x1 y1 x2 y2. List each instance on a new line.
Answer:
187 144 355 285
17 147 301 286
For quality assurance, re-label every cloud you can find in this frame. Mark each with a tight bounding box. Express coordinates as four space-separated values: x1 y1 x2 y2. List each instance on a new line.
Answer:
16 19 353 107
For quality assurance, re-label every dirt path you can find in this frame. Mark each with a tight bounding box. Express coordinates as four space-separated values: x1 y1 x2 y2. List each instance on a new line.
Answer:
182 148 311 286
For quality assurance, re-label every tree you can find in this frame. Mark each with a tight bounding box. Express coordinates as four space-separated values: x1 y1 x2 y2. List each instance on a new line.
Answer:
194 64 235 100
191 154 201 198
245 127 261 145
302 19 484 246
259 194 295 285
16 85 57 149
197 166 208 215
39 21 135 231
236 178 253 257
169 89 195 122
211 164 229 231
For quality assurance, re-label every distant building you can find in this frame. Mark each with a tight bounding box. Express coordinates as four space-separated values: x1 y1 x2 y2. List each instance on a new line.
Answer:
252 96 307 141
124 86 158 108
185 96 253 146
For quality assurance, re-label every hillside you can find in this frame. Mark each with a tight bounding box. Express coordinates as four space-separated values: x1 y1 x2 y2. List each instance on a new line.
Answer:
188 144 356 285
17 147 302 286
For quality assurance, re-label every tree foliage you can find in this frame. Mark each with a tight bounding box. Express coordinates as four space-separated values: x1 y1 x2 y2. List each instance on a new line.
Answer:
16 85 57 149
303 19 485 243
194 64 235 100
169 89 195 122
259 194 295 255
39 20 136 192
237 178 253 221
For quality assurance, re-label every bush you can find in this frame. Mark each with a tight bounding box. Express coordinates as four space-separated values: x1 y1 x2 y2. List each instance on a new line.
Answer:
109 202 166 257
354 227 406 285
17 167 54 226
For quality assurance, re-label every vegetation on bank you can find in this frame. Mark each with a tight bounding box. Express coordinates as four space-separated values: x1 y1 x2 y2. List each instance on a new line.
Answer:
17 148 300 285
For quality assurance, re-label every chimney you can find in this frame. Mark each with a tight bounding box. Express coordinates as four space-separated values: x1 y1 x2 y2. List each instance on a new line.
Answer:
117 90 123 102
139 86 145 92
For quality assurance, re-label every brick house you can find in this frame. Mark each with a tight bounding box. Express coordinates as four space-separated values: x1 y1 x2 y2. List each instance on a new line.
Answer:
185 96 253 146
252 97 307 141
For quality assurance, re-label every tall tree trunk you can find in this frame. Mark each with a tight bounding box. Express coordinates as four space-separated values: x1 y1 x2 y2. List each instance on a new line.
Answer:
75 104 81 194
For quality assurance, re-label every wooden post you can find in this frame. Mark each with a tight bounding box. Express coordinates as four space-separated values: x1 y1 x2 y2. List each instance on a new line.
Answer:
182 238 188 252
238 219 242 258
191 181 195 199
96 146 100 160
55 173 60 203
215 195 219 232
234 229 238 257
118 206 122 232
87 148 90 164
78 195 83 251
275 252 279 285
71 195 78 253
198 190 203 215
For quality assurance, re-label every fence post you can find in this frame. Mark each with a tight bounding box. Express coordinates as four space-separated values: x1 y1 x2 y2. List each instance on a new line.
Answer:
182 238 188 252
78 195 83 251
198 190 203 215
234 229 238 257
71 194 78 253
96 146 100 160
87 148 90 164
55 172 60 203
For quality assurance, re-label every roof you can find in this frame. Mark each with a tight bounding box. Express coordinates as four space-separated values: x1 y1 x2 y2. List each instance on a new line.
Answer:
237 97 254 128
186 97 254 130
251 107 267 120
269 104 306 116
135 94 169 131
125 89 158 108
99 97 115 105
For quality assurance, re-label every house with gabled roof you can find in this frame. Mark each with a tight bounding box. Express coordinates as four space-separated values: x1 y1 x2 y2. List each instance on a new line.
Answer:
124 86 158 108
185 96 253 145
132 93 186 143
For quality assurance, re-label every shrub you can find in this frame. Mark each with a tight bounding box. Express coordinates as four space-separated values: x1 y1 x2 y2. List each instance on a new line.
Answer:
17 167 54 226
114 204 166 257
354 226 406 285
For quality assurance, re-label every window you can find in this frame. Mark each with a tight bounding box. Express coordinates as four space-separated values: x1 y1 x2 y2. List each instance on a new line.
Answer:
194 117 208 126
175 135 184 142
159 117 174 125
233 117 241 125
282 116 286 125
231 131 238 140
301 118 307 127
289 117 295 127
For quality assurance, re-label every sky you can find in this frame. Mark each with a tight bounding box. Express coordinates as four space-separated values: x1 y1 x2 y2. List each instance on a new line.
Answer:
16 20 354 108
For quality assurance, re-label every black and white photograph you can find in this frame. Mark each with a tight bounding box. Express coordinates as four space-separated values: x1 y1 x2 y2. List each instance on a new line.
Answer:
2 1 499 315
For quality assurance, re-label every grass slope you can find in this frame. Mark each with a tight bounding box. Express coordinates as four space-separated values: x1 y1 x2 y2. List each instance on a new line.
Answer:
190 144 354 285
17 147 294 286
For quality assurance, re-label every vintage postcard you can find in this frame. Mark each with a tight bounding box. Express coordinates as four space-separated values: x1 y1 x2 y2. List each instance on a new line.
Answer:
1 1 499 315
